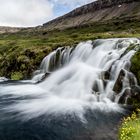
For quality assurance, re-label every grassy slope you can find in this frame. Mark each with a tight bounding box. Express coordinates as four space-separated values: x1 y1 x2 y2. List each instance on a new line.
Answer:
119 110 140 140
0 18 140 79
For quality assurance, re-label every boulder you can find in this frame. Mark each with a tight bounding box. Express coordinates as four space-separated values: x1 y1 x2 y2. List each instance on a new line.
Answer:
118 85 140 108
118 88 131 104
113 69 125 94
101 71 110 80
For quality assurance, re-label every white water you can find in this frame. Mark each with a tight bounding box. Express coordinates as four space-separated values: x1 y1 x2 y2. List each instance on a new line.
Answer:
0 38 139 121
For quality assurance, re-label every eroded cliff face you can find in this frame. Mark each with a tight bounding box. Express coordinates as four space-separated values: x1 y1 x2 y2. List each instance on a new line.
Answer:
43 0 140 30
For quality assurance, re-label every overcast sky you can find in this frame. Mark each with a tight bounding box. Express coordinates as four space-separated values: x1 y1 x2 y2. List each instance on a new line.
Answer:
0 0 96 27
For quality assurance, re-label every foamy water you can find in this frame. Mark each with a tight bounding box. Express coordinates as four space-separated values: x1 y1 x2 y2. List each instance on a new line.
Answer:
0 38 139 122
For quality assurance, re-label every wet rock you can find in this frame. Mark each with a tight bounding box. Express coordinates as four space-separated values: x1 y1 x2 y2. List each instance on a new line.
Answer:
113 69 125 94
34 72 50 84
0 77 8 82
107 91 116 102
131 86 140 108
128 73 136 86
118 88 131 104
32 69 51 83
119 85 140 107
131 85 140 99
103 80 108 89
101 71 110 80
100 71 110 88
124 61 131 70
92 81 99 93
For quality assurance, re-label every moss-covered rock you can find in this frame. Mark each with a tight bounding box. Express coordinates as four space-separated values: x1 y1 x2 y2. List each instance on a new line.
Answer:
131 50 140 85
128 44 140 109
0 46 53 80
11 72 23 80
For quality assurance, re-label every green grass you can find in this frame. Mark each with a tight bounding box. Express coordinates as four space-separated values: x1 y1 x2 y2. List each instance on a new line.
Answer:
0 18 140 79
119 110 140 140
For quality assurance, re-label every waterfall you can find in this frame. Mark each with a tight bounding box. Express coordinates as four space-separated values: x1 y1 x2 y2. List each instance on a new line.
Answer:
0 38 139 122
33 38 139 104
0 38 140 140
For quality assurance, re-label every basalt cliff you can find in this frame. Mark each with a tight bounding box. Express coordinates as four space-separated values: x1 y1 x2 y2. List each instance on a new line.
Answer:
43 0 140 30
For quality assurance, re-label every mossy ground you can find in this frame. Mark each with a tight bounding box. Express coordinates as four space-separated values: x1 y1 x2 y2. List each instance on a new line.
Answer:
0 18 140 80
131 50 140 85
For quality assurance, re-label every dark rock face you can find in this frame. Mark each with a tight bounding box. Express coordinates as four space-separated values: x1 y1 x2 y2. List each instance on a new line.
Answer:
131 85 140 96
113 69 125 94
118 88 131 104
112 68 140 107
44 0 139 23
117 85 140 107
63 0 139 17
126 86 140 108
43 0 140 30
101 71 110 80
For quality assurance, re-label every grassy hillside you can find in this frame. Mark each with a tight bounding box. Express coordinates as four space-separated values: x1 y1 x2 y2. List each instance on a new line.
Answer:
0 18 140 80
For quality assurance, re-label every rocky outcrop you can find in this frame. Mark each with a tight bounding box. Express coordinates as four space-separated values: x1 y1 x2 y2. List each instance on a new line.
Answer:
113 69 125 94
118 85 140 108
43 0 140 30
113 68 140 107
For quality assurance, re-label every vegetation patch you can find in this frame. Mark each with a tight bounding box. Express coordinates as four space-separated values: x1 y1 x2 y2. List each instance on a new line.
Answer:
0 18 139 80
11 72 23 80
119 109 140 140
131 49 140 84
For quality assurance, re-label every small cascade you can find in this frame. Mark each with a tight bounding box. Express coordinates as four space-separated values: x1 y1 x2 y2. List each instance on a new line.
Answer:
0 38 140 121
33 38 140 104
0 38 140 140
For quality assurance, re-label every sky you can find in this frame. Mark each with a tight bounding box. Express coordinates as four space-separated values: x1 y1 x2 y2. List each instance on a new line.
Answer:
0 0 96 27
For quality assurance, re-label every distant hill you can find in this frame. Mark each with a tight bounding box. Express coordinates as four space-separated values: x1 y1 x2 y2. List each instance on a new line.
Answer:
43 0 140 30
0 26 22 34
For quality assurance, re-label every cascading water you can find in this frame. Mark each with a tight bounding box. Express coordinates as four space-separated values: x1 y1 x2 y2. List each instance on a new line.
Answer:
33 38 139 107
0 38 139 140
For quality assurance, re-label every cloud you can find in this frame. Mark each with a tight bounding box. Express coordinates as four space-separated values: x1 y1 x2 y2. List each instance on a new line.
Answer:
51 0 96 8
0 0 53 27
50 0 97 18
0 0 97 27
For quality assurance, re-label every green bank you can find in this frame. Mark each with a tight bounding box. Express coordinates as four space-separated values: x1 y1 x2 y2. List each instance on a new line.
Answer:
0 18 140 80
